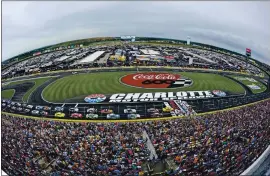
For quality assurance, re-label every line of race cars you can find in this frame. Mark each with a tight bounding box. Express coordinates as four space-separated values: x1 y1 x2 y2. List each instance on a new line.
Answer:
1 99 195 120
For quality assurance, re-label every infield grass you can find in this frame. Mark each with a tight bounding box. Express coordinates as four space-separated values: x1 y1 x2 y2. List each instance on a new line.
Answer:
1 89 15 99
231 76 267 94
42 72 245 102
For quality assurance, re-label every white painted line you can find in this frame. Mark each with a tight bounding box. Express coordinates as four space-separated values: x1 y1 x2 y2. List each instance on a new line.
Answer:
75 103 78 107
62 104 65 107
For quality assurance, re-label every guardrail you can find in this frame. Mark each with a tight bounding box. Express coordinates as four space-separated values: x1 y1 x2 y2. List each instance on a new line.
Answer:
241 145 270 176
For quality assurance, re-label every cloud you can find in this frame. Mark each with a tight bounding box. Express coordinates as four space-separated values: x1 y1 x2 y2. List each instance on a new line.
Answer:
2 1 270 64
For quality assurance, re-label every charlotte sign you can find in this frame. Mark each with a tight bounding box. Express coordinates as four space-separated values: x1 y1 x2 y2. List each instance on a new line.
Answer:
108 91 215 102
121 72 192 88
84 90 227 103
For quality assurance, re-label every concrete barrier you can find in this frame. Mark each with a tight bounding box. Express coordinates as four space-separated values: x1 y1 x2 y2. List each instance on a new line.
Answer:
241 145 270 176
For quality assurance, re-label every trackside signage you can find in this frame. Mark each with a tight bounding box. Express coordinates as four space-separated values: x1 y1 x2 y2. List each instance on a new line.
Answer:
108 91 215 102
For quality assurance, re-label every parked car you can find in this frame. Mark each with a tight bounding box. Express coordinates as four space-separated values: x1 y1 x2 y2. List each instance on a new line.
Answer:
31 110 40 115
22 103 28 108
124 108 136 114
71 113 83 118
147 108 159 113
55 112 65 118
54 107 64 112
11 106 17 111
2 103 6 107
86 114 99 119
127 114 141 119
69 107 79 112
107 114 120 119
16 103 22 107
11 102 16 106
101 109 113 114
86 108 97 113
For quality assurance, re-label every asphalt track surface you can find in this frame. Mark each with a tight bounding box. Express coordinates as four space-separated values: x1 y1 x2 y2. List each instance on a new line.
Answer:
2 82 35 102
2 67 268 120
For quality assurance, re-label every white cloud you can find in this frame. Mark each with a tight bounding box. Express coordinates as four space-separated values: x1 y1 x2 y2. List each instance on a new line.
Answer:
2 1 270 64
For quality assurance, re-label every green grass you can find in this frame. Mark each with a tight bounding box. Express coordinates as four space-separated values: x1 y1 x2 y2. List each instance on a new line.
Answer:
1 89 15 99
42 72 245 102
231 76 267 94
2 77 52 102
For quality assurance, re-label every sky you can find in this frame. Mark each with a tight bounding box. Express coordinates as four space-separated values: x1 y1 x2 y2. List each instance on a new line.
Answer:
2 1 270 64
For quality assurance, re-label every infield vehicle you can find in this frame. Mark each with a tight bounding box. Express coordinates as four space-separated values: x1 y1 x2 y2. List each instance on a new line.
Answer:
54 107 64 112
162 106 174 112
71 113 83 118
150 113 163 118
31 110 40 115
86 113 99 119
107 113 120 119
69 107 79 112
127 114 141 119
147 108 159 113
55 112 65 118
86 108 97 113
124 108 136 114
101 109 113 114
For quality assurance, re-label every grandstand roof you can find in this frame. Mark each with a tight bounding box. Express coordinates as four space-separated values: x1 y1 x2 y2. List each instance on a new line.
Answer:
55 55 70 62
140 49 160 55
78 51 105 64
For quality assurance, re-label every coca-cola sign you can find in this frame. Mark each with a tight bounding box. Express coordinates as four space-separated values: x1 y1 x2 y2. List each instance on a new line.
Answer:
133 73 177 80
121 72 192 89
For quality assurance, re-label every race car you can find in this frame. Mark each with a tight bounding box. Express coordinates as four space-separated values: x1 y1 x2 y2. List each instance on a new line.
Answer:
17 107 23 112
27 105 34 109
54 107 64 112
35 106 44 110
86 114 99 119
40 111 48 116
101 109 113 114
55 112 65 118
127 114 141 119
43 106 51 111
150 113 163 118
24 109 31 113
107 114 120 119
86 108 97 113
162 106 174 112
69 107 79 112
31 110 40 115
71 113 83 118
147 108 159 113
124 108 136 114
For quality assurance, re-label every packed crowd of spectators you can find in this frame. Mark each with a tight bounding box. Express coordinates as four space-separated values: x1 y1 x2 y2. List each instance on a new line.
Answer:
2 100 270 176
